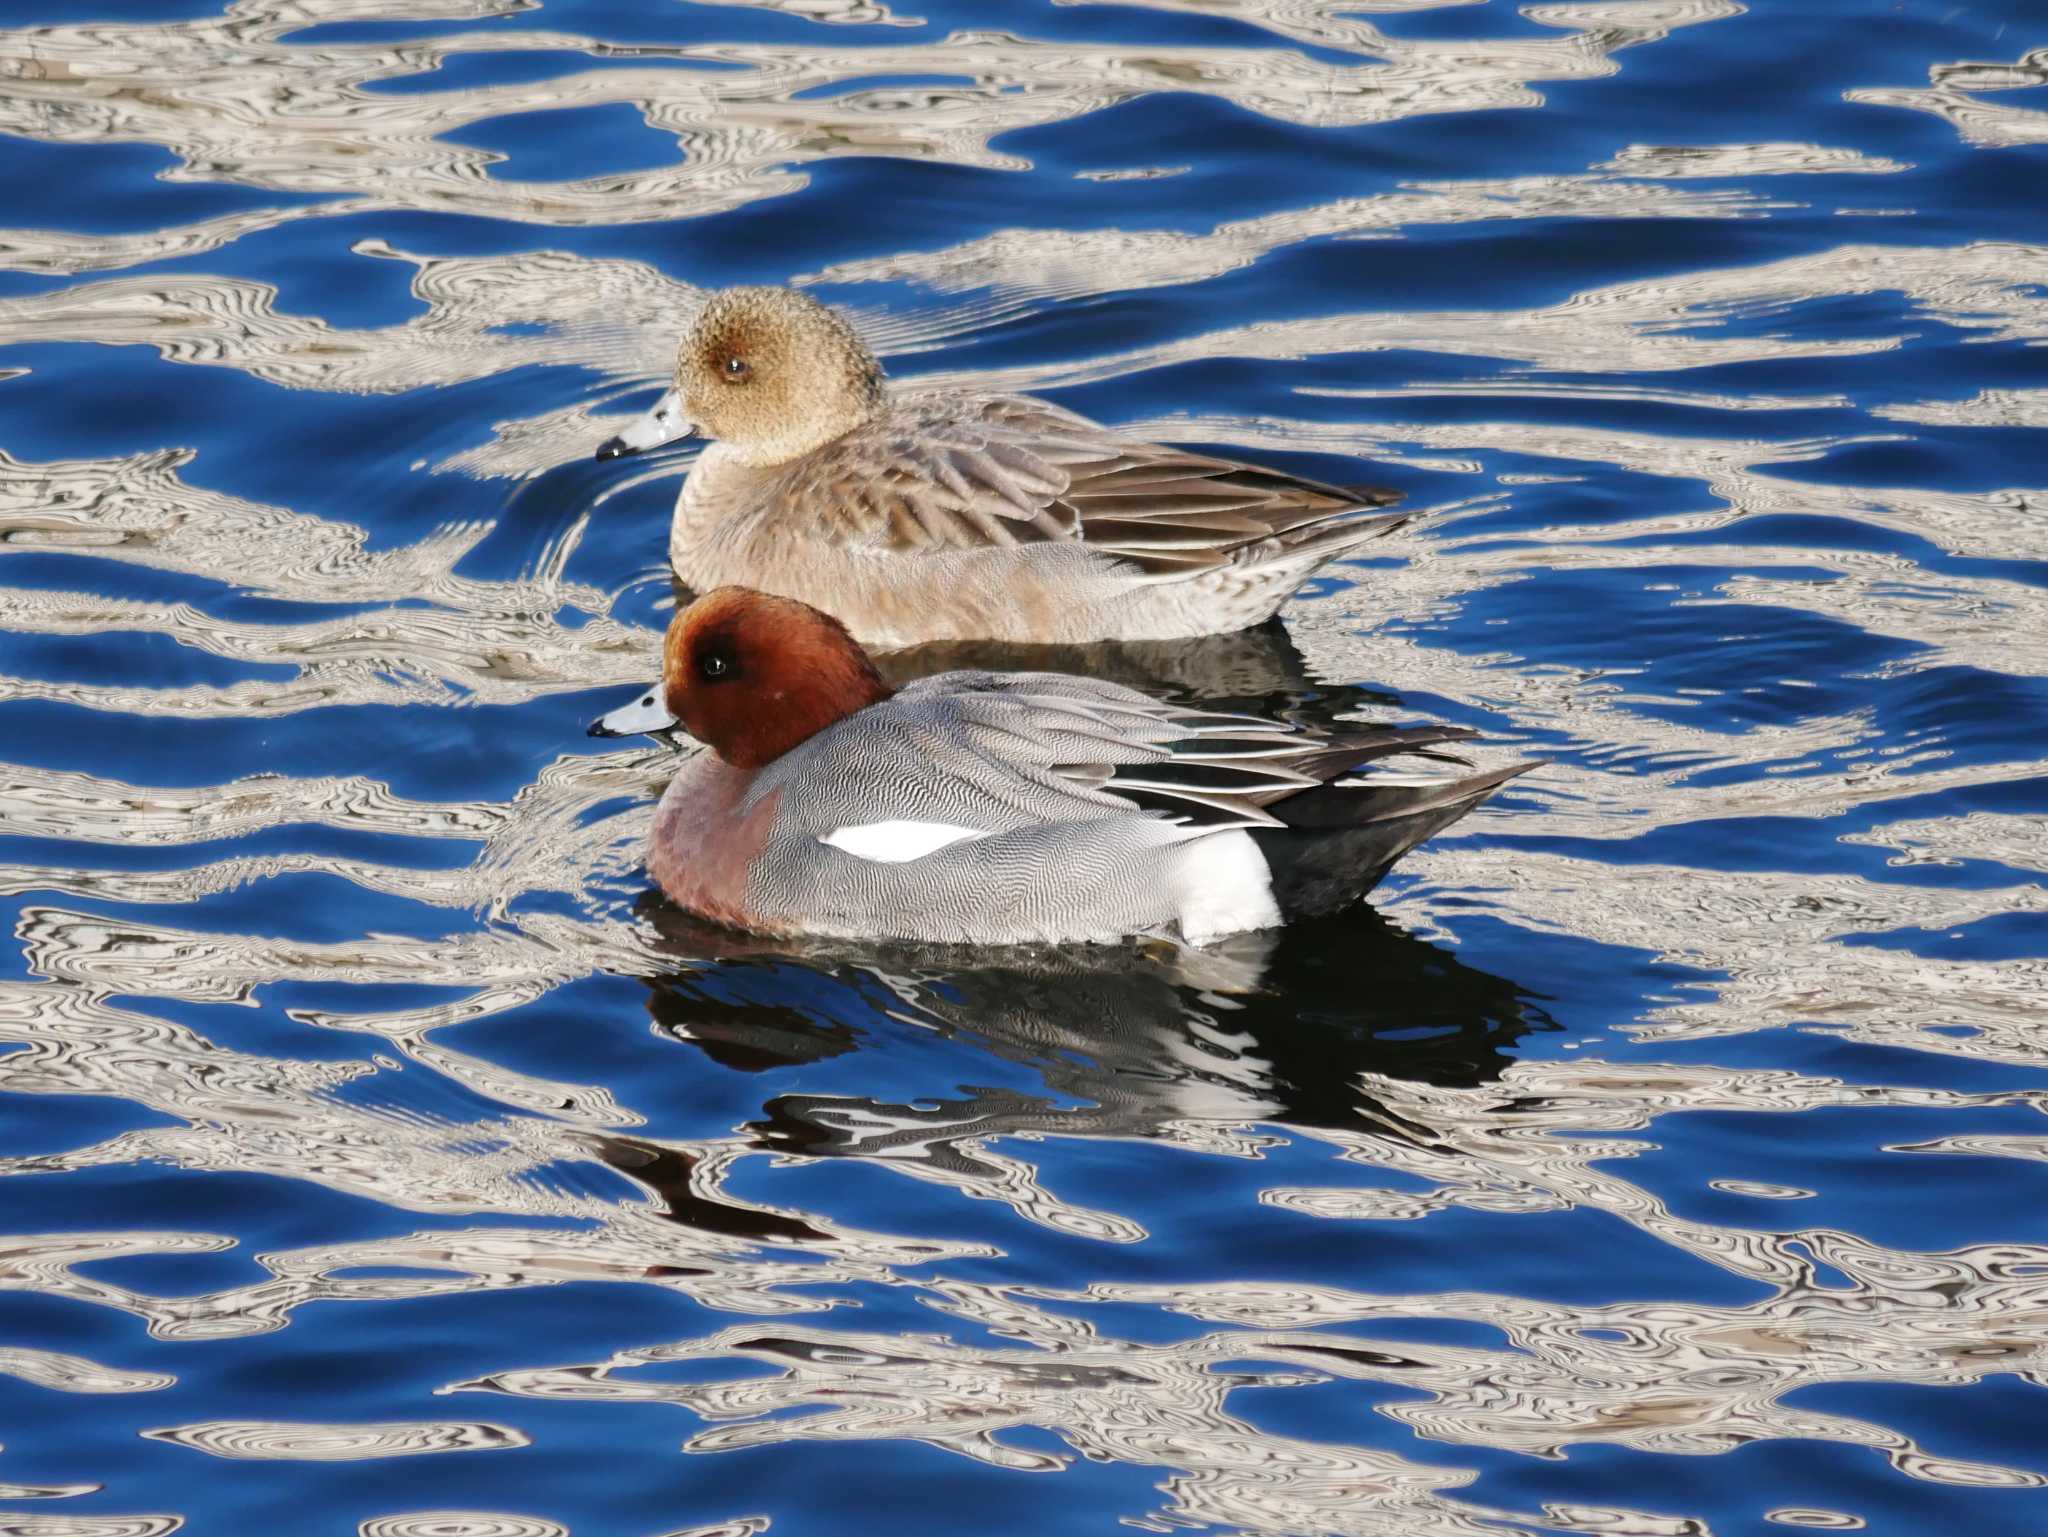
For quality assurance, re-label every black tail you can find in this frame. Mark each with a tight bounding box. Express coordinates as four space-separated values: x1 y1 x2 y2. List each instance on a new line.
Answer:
1248 757 1537 920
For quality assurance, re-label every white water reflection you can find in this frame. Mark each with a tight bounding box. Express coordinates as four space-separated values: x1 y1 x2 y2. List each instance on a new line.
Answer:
1595 142 1910 176
0 0 1743 278
143 1420 531 1461
357 1517 569 1537
1848 48 2048 149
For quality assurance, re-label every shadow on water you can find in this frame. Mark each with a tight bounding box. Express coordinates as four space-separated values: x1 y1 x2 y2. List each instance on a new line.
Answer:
879 622 1409 726
627 897 1554 1200
672 571 1405 721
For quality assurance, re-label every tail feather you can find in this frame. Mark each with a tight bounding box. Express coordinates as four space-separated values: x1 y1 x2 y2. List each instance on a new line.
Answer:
1261 506 1411 565
1253 725 1475 803
1248 760 1537 918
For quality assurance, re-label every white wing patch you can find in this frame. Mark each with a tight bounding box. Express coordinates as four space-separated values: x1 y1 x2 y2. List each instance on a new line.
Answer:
820 820 991 864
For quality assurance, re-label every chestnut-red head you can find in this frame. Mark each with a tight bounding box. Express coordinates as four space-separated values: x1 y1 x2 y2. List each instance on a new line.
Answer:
663 588 893 769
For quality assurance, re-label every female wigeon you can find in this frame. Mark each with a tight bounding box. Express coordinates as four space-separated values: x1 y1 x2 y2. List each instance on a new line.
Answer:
594 287 1406 648
589 588 1534 946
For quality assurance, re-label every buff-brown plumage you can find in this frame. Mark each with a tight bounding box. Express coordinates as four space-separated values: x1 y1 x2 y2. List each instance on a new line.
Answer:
604 286 1410 646
671 287 887 468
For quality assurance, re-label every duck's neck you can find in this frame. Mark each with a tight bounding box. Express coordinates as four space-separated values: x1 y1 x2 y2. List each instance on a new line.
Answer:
674 442 760 552
732 388 881 470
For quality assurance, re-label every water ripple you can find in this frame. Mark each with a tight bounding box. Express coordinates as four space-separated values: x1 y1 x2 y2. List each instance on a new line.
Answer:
1848 48 2048 149
142 1420 530 1461
357 1518 567 1537
2 0 2046 1531
0 1348 173 1395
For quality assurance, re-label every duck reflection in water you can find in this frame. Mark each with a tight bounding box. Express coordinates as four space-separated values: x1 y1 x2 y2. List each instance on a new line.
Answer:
623 899 1554 1209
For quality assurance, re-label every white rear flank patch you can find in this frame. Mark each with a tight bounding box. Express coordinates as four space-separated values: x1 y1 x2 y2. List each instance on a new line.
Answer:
820 820 990 863
1175 829 1281 945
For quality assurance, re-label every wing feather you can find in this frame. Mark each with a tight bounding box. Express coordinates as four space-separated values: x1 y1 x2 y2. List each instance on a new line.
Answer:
763 674 1511 860
764 394 1403 570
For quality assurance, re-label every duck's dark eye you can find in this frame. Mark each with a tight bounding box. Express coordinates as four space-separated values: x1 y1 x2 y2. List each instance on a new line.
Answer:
698 651 732 682
721 356 750 383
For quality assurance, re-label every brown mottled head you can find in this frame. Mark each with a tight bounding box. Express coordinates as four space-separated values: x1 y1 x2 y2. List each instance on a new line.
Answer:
664 587 894 770
672 287 886 467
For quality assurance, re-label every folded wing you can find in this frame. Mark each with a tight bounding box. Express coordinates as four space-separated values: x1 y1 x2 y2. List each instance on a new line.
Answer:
770 395 1406 575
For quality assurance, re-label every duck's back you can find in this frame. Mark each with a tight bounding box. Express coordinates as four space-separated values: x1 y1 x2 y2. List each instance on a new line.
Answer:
671 394 1406 646
702 673 1235 942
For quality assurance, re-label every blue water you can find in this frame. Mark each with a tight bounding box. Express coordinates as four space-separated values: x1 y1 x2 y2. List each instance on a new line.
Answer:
1 0 2046 1533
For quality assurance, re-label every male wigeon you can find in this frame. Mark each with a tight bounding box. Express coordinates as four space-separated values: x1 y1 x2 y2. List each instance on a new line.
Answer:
588 588 1534 946
594 287 1406 648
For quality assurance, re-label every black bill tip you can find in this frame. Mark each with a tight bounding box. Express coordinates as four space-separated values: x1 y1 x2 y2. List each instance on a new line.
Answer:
594 435 634 462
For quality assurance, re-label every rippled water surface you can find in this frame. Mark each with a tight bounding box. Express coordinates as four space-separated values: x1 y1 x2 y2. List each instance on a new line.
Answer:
2 0 2047 1531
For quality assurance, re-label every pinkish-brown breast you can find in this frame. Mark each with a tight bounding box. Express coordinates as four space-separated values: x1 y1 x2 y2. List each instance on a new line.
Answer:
646 754 784 933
